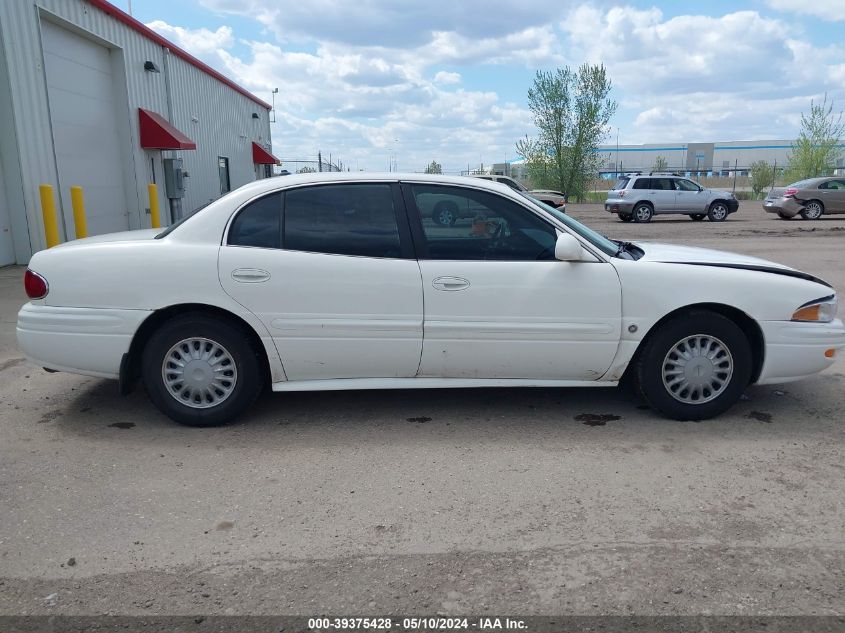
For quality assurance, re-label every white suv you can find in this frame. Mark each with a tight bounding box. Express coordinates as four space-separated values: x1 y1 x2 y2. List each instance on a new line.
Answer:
605 173 738 223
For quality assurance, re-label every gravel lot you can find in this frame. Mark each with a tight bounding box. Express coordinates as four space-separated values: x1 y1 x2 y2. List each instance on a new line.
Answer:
1 201 844 617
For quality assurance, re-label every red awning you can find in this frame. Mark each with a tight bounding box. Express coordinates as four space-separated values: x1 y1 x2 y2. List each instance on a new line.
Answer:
138 108 196 150
252 142 280 165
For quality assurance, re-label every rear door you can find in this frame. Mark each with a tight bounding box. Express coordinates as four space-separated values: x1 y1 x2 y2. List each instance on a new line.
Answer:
219 182 424 381
649 178 677 213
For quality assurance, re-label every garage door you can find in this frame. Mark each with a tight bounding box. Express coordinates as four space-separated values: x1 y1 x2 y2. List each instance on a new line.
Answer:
41 20 129 237
0 169 13 266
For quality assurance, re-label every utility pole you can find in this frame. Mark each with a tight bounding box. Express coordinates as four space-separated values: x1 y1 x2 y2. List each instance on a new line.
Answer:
615 128 619 177
733 158 738 193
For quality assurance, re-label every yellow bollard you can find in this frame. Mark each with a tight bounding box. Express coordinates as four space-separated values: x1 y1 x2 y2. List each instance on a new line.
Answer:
70 186 88 239
38 184 61 248
148 183 161 229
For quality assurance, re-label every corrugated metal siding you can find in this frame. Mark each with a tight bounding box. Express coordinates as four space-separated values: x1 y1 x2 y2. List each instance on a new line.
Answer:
0 0 272 262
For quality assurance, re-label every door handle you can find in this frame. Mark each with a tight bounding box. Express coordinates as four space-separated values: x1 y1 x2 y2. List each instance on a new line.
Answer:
232 268 271 283
432 276 470 291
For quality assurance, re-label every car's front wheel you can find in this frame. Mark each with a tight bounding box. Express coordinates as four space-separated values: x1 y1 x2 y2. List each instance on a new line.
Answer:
707 202 729 222
634 311 752 420
800 200 824 220
633 203 653 223
141 313 265 426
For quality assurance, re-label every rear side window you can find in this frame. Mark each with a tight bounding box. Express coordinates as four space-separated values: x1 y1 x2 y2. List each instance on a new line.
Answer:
632 178 650 189
284 184 401 258
228 192 282 248
613 178 630 190
652 178 673 190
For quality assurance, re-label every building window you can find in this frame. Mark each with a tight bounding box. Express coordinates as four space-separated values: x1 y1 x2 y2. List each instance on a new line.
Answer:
218 157 231 195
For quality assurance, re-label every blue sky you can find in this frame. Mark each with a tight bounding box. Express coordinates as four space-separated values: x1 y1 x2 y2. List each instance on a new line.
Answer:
123 0 844 173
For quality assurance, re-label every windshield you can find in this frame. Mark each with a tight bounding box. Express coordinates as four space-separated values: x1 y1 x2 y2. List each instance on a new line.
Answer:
519 193 619 256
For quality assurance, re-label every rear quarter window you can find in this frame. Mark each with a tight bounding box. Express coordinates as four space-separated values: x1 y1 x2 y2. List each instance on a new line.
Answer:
612 178 630 190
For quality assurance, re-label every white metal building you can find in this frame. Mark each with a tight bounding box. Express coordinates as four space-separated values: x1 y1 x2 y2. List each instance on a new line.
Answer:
0 0 278 265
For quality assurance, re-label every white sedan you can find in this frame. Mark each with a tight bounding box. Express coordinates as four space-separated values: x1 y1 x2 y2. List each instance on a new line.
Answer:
17 173 845 426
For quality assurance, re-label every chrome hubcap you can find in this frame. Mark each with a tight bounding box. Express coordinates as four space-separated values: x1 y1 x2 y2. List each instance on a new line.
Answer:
662 334 733 404
162 337 237 409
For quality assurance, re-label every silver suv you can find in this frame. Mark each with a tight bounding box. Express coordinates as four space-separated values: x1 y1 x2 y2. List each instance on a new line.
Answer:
605 173 738 223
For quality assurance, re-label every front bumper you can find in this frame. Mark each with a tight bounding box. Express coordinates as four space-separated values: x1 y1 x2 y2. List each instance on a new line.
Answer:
727 199 739 213
756 318 845 384
16 303 151 379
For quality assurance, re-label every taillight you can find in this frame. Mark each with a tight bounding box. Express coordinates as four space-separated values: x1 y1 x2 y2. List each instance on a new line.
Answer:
619 190 626 198
784 187 798 198
24 269 48 299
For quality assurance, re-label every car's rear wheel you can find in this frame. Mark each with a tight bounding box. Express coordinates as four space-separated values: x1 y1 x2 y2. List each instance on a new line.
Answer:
634 311 752 421
800 200 824 220
776 210 793 220
142 313 264 427
633 203 653 223
707 202 729 222
619 213 633 222
689 214 705 221
433 201 458 226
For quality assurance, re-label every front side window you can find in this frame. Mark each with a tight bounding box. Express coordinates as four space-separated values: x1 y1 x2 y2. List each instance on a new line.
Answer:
228 192 282 248
284 184 401 258
410 184 557 261
676 179 700 191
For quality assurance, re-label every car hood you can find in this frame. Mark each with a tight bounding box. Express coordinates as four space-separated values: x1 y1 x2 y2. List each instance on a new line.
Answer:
632 242 831 287
52 228 162 248
636 242 792 269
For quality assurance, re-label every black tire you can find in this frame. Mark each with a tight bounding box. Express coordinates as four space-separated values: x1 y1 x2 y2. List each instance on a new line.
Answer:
633 311 752 421
799 199 824 220
707 201 729 222
619 213 633 222
632 203 653 223
690 214 705 221
141 313 265 427
776 210 793 220
433 201 458 226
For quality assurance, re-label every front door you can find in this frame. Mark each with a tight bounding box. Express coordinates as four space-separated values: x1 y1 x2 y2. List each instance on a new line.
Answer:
219 182 423 381
674 178 708 212
403 183 622 381
818 179 845 213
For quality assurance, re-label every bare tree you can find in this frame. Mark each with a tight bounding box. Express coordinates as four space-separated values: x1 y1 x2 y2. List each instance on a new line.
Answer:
424 160 442 174
652 155 668 172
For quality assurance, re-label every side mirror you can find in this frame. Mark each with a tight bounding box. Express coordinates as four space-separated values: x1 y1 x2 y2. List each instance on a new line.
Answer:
554 233 584 261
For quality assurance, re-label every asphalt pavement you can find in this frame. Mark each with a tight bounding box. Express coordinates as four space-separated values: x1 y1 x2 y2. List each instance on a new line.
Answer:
1 201 844 617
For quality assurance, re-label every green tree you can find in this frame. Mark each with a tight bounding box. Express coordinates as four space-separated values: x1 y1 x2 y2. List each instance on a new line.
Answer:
749 160 775 198
652 155 668 172
516 64 617 200
424 160 442 174
788 94 845 179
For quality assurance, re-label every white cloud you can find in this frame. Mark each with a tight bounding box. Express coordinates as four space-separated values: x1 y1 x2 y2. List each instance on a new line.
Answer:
145 20 234 58
434 71 461 85
765 0 845 21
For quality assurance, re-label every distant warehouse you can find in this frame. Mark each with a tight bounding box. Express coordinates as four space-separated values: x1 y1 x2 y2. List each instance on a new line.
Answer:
498 140 845 182
0 0 279 265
